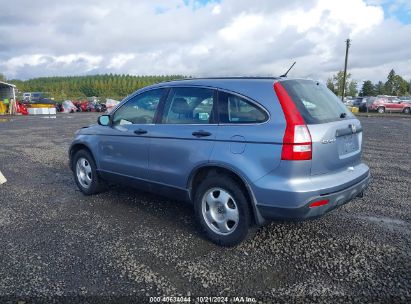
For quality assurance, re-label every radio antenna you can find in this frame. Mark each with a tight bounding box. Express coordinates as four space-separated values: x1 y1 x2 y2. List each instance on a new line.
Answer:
280 61 296 77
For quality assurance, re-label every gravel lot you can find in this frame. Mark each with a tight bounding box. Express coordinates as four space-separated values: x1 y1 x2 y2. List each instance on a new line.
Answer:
0 113 410 303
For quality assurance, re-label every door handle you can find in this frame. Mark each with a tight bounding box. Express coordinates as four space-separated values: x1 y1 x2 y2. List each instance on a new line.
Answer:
192 130 212 138
134 129 148 135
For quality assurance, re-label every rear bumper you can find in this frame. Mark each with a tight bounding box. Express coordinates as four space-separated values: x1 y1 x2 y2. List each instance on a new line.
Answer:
255 166 371 221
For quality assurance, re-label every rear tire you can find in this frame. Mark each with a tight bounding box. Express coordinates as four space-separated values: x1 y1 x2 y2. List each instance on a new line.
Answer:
194 173 251 246
403 107 410 114
73 149 106 195
377 107 385 114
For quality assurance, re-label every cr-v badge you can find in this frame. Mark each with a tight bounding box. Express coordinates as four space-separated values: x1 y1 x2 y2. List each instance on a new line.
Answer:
322 138 336 144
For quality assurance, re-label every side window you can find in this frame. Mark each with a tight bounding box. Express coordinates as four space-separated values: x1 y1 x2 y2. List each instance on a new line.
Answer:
218 91 267 123
161 87 215 124
113 89 165 125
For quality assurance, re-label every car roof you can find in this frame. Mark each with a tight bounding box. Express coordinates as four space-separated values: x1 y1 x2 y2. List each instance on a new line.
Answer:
153 77 281 87
131 77 289 111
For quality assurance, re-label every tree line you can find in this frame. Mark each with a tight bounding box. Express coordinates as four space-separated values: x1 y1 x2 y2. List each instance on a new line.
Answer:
5 74 185 101
327 69 410 97
2 69 410 101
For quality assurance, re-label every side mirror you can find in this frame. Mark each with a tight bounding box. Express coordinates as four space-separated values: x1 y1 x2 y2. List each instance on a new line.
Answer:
98 115 110 126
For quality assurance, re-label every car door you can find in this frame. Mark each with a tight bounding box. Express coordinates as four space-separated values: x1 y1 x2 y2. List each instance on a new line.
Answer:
147 86 218 190
384 99 395 112
98 88 166 182
392 99 404 112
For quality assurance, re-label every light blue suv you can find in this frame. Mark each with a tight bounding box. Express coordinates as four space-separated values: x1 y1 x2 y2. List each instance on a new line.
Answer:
69 78 370 246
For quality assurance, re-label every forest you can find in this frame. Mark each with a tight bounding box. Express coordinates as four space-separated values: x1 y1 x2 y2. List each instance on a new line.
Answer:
6 74 186 101
327 69 410 97
2 69 410 102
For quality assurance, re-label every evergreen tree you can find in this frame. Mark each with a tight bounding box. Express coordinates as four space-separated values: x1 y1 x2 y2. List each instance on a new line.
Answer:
374 81 385 95
361 80 375 96
8 74 185 101
384 69 396 95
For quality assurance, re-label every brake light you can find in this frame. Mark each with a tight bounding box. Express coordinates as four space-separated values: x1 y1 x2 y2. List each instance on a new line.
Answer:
274 82 312 160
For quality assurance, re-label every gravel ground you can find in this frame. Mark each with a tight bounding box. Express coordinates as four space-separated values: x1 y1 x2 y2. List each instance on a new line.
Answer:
0 113 410 303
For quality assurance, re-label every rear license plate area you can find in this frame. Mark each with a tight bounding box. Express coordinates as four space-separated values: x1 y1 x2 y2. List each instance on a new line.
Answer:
338 134 358 155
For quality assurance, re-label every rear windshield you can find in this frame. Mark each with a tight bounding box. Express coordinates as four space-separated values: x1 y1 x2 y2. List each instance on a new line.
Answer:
281 79 354 124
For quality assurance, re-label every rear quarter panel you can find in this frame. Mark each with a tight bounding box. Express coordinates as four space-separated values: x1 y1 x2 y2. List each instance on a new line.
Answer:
209 81 286 183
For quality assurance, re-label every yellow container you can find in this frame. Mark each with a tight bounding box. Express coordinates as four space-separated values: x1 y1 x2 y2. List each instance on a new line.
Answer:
27 103 55 108
350 106 359 113
0 102 6 114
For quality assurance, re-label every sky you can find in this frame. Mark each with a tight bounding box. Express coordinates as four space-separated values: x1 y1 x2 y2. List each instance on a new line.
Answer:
0 0 410 84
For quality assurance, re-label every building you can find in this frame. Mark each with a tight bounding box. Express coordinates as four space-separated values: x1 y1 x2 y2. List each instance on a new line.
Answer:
0 81 17 102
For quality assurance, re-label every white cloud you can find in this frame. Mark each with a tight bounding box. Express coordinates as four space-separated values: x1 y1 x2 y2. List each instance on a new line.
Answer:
218 14 265 42
107 54 135 69
0 0 410 83
212 5 221 15
281 0 384 35
0 53 103 78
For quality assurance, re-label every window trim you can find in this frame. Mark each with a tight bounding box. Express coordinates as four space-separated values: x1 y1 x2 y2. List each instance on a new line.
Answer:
216 89 270 125
107 85 271 126
110 87 169 126
156 86 218 125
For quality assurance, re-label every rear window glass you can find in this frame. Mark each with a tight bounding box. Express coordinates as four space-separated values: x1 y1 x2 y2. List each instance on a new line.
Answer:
281 80 354 124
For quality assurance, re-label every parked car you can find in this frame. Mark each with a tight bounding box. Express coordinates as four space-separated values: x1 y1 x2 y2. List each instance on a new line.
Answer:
23 92 31 102
352 97 367 111
69 78 370 246
352 97 373 112
369 96 411 114
352 97 366 108
399 96 411 103
356 97 382 112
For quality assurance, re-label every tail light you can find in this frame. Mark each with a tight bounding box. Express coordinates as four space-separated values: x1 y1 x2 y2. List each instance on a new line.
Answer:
274 82 312 161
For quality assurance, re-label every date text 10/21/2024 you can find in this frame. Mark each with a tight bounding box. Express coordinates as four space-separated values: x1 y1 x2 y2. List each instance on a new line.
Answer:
149 296 257 303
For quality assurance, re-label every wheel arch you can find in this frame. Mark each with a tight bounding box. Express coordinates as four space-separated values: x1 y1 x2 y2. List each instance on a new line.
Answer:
188 164 265 226
69 143 97 171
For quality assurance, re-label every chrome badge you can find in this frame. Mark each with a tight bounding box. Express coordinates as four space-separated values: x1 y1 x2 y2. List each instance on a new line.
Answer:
322 138 336 144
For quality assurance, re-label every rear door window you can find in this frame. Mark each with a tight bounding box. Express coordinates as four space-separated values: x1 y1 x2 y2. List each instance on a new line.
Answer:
161 87 216 124
218 91 267 124
280 80 354 124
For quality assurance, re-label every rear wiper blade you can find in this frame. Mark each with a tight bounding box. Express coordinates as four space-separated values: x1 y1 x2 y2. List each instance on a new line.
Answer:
340 113 347 118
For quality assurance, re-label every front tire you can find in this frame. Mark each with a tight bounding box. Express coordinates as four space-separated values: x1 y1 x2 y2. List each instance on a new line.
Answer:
377 107 385 114
194 174 251 246
403 107 410 114
73 149 105 195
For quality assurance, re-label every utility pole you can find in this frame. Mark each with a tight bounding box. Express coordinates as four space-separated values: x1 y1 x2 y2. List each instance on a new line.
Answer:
341 39 351 101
